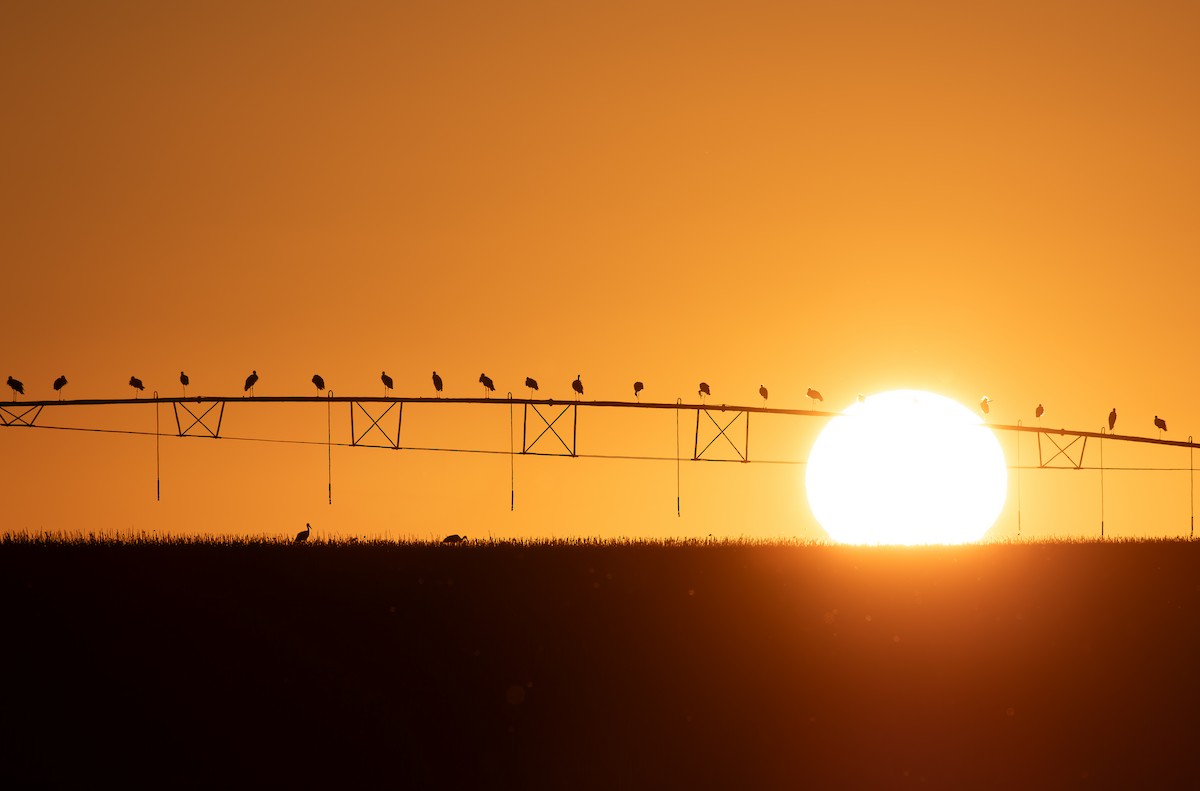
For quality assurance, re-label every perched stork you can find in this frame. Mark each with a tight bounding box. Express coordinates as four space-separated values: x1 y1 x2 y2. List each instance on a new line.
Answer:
759 384 768 403
53 375 68 399
979 396 991 415
7 375 24 398
808 388 824 405
1108 408 1117 433
244 370 258 397
442 533 467 544
180 371 189 397
572 375 584 400
633 381 644 402
129 376 145 397
698 382 710 402
432 371 443 396
1155 415 1167 437
1035 404 1044 419
312 374 325 392
479 373 495 397
381 371 394 395
525 376 539 397
295 523 311 543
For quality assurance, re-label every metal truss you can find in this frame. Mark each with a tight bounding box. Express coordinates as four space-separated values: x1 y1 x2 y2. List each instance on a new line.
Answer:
350 400 402 449
1037 429 1088 469
694 407 749 462
173 400 226 438
0 404 43 427
522 402 576 456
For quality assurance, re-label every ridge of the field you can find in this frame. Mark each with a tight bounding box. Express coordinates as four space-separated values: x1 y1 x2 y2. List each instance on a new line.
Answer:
3 536 1198 788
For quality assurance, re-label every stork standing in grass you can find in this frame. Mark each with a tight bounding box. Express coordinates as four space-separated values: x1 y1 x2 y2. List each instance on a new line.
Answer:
295 523 311 543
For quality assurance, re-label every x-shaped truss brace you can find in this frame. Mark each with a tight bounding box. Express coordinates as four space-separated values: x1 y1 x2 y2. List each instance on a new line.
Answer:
173 400 226 438
522 403 576 456
350 401 402 449
1037 430 1088 469
694 408 748 462
0 404 43 427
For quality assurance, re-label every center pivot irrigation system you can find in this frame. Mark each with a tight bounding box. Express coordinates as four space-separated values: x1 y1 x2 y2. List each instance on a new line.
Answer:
1 393 1196 537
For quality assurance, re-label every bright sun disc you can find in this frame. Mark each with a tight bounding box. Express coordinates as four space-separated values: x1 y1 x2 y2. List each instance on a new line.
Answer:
806 390 1007 545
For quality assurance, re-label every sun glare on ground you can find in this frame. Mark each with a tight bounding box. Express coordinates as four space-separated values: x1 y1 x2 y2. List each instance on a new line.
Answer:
806 390 1007 545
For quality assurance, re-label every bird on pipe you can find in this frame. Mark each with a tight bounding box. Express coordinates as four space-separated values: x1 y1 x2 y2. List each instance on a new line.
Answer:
759 384 768 403
979 396 991 415
633 381 644 402
432 371 443 396
808 388 824 405
479 373 495 397
572 375 584 400
698 382 710 402
7 375 24 398
312 374 325 392
130 376 145 397
442 534 467 544
244 370 258 397
1108 408 1118 432
53 375 68 400
1035 404 1044 419
180 371 189 397
1155 415 1167 437
381 371 393 395
295 523 311 543
525 376 539 397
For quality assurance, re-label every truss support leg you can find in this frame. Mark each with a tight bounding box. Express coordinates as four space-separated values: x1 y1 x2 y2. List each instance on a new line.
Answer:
172 400 225 438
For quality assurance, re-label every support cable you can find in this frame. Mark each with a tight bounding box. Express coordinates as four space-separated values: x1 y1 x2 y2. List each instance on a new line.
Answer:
509 393 514 511
327 390 333 505
1016 420 1022 538
8 422 1197 470
676 398 681 517
154 391 160 502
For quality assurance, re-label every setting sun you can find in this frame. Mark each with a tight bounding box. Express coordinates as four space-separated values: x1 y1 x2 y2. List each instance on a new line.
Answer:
806 390 1007 545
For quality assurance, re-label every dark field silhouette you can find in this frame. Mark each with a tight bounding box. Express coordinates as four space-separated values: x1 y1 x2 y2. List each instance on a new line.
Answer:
3 537 1199 788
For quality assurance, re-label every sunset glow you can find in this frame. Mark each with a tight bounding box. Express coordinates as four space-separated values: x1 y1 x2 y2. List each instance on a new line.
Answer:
6 3 1200 788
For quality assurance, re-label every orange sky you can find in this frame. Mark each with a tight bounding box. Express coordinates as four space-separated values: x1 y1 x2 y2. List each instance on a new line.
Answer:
3 1 1199 541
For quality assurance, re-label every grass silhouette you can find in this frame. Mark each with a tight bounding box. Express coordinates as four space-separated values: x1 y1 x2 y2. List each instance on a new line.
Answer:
2 535 1198 787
